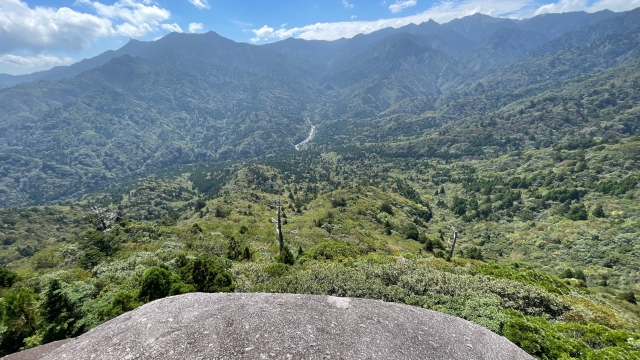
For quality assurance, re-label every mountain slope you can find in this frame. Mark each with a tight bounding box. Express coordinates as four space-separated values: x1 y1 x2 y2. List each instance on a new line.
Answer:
2 9 640 208
0 36 323 206
519 9 619 38
321 34 464 118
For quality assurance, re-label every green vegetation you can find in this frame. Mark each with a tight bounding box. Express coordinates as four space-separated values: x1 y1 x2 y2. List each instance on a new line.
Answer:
1 8 640 359
0 133 638 358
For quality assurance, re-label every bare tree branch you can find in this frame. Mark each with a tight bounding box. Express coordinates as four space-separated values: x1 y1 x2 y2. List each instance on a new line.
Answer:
91 206 116 232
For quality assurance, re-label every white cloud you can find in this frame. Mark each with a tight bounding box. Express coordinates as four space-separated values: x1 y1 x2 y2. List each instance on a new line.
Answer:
535 0 640 15
0 0 178 73
342 0 354 8
188 0 210 10
161 22 183 33
250 0 534 42
251 25 275 43
389 0 417 13
78 0 171 37
250 0 640 43
0 54 75 68
0 0 113 54
534 0 586 14
189 22 204 33
351 15 357 20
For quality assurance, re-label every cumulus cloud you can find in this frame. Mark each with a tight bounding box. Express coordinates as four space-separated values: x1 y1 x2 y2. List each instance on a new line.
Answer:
0 0 176 55
0 54 75 68
250 0 534 42
189 22 204 33
0 0 113 54
78 0 171 37
389 0 417 13
161 22 183 33
251 25 275 43
535 0 640 15
342 0 354 8
188 0 210 10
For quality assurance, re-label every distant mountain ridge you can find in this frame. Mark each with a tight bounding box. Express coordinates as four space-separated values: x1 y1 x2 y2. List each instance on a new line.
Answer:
0 9 624 89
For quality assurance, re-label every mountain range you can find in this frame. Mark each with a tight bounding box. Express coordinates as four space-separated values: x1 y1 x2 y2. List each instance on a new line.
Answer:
1 8 640 207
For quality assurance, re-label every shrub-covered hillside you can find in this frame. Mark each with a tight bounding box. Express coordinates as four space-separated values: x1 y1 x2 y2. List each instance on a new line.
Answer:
1 136 639 359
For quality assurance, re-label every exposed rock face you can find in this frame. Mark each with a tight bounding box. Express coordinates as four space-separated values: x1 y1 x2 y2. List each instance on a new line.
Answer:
37 293 533 359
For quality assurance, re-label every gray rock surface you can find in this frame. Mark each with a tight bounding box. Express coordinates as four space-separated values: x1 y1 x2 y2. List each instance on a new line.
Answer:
39 293 533 360
1 340 71 360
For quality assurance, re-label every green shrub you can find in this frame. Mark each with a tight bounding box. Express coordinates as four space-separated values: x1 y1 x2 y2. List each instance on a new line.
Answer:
169 281 196 296
0 268 18 288
616 292 637 305
258 263 388 300
395 265 569 317
191 223 203 233
559 268 575 279
478 263 570 295
226 237 242 261
243 246 252 261
331 197 347 207
591 177 638 196
299 241 364 262
592 204 606 218
0 288 39 355
179 256 235 293
501 311 587 359
139 267 174 302
428 292 508 333
99 291 142 320
566 204 588 221
252 262 568 319
379 202 394 215
40 279 86 342
195 200 206 211
263 263 291 277
78 230 120 269
502 312 640 359
556 322 639 350
465 247 484 261
276 246 295 265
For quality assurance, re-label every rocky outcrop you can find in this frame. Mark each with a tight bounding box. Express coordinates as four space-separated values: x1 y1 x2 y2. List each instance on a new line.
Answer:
35 293 532 359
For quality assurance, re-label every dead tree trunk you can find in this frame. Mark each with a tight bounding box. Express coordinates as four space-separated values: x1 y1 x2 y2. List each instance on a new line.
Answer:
91 206 116 232
448 226 458 259
277 198 284 251
271 197 284 252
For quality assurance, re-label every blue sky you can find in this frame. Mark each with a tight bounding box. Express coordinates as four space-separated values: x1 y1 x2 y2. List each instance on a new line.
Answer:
1 0 639 75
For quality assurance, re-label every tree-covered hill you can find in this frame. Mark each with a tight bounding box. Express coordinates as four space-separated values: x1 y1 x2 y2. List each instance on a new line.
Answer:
1 9 639 207
0 9 638 208
1 133 639 358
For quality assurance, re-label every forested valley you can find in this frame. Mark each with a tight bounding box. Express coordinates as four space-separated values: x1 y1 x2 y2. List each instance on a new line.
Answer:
1 7 640 359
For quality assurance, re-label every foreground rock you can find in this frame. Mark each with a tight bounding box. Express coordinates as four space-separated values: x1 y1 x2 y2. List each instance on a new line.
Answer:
38 293 532 359
1 340 70 360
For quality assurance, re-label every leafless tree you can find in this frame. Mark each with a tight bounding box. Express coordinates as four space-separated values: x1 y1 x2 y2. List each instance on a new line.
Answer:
270 197 284 251
447 226 459 259
91 206 116 232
